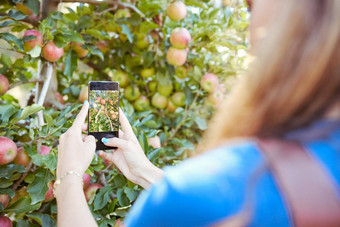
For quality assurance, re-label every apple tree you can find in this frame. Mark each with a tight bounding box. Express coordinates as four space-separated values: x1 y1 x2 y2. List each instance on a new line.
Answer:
0 0 249 226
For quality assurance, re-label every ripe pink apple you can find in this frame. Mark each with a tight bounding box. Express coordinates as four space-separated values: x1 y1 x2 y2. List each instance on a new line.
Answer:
0 216 12 227
147 136 161 149
16 3 33 15
0 194 9 209
170 28 191 49
112 71 129 88
158 83 173 97
167 2 187 21
0 137 17 165
40 145 51 156
13 147 30 167
171 91 186 107
42 41 64 62
83 173 91 190
124 86 140 101
95 40 109 54
141 67 155 78
151 93 168 109
78 86 88 103
207 85 226 109
43 181 54 202
0 74 9 95
71 42 88 58
55 92 64 104
133 96 150 111
85 183 103 202
200 73 219 93
166 47 187 66
23 30 43 52
167 99 177 112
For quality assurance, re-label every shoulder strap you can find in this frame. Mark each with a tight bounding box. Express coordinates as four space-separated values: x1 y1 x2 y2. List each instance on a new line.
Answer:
258 138 340 227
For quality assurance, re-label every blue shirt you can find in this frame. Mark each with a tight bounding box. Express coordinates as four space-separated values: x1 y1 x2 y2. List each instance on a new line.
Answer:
125 120 340 227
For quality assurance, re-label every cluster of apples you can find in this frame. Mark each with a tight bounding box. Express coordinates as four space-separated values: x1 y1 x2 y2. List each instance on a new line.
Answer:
200 73 226 109
166 1 191 66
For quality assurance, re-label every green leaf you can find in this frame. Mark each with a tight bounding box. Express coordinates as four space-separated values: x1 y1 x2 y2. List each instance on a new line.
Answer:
88 45 104 61
63 49 78 79
93 186 113 211
5 196 41 213
7 9 27 20
19 104 44 121
27 45 41 58
27 213 56 226
116 188 129 207
0 104 18 123
121 24 133 43
0 179 13 188
0 188 15 198
16 219 36 227
27 168 54 204
44 113 54 127
0 32 24 51
124 187 139 202
113 174 126 188
194 116 207 130
0 164 25 180
26 0 41 16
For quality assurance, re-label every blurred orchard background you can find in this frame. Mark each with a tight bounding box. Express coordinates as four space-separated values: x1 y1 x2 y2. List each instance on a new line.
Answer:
0 0 249 226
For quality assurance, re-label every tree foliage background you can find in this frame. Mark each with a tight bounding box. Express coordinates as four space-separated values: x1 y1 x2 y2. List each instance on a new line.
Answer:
0 0 249 226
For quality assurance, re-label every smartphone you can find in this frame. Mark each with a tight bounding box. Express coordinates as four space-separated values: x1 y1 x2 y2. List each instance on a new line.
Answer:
88 81 119 150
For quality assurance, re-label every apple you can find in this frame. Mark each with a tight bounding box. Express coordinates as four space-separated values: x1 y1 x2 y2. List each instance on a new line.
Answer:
0 194 9 209
170 28 191 49
141 67 155 78
0 74 9 95
175 66 188 79
151 93 168 109
78 86 88 103
207 85 226 109
135 34 149 49
55 92 64 104
85 183 103 202
166 99 177 112
111 114 117 120
42 41 64 62
200 73 219 93
158 83 173 97
100 99 106 105
16 3 33 15
147 136 161 149
40 145 51 156
0 137 17 165
112 71 129 88
95 40 109 54
148 81 158 93
0 216 12 227
166 47 187 66
124 86 140 101
71 42 88 58
13 147 30 167
133 96 150 111
43 181 54 202
23 30 43 52
167 1 187 21
171 91 186 107
83 173 91 190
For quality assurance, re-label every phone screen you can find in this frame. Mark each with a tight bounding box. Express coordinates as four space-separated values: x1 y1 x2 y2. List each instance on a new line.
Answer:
88 81 119 150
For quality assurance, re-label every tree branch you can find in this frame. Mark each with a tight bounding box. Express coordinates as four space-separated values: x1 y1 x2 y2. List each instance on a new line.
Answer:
0 13 39 27
11 160 34 191
9 79 44 90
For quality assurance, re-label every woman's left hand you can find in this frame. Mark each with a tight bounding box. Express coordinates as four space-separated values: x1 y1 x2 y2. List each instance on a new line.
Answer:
57 101 96 179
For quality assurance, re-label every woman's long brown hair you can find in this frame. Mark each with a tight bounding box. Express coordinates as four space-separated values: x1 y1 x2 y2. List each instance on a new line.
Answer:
198 0 340 153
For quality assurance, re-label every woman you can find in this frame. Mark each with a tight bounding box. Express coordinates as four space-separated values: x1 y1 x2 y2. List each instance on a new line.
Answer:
55 0 340 226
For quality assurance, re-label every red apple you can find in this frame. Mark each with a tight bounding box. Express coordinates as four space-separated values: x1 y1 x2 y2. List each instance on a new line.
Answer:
167 2 187 21
100 99 106 105
170 28 191 49
0 194 9 209
71 42 88 58
40 145 51 156
171 91 186 107
166 47 187 66
167 99 177 112
147 136 161 149
158 83 173 97
16 3 33 15
42 41 64 62
43 181 54 202
83 173 91 190
111 114 117 119
85 183 103 202
133 96 150 111
0 216 12 227
124 86 140 101
151 93 168 109
95 40 109 54
0 137 17 165
13 147 30 167
55 92 64 104
141 67 155 78
78 86 88 103
0 74 9 95
23 30 43 52
112 71 129 88
200 73 219 93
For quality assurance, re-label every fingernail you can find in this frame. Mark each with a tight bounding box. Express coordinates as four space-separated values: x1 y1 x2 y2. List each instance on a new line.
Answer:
84 100 88 105
102 138 108 143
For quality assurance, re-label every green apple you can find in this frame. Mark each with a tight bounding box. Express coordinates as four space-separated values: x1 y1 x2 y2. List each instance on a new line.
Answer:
141 67 155 78
148 81 158 93
151 93 168 109
133 96 150 111
158 83 173 97
166 99 177 112
112 71 129 88
175 66 188 79
171 91 186 107
124 86 140 101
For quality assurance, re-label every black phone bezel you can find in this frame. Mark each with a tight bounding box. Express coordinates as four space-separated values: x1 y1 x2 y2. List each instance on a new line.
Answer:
88 81 119 150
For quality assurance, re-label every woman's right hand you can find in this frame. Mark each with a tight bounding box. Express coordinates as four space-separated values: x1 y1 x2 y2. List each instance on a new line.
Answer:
98 108 164 189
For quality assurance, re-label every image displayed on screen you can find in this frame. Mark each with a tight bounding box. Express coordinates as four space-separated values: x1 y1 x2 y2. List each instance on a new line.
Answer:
89 90 119 132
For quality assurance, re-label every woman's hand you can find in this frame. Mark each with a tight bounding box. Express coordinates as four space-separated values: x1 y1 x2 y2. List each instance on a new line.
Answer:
98 108 164 189
57 101 96 179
